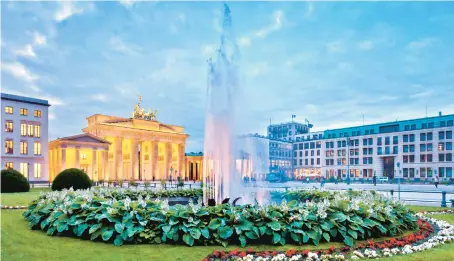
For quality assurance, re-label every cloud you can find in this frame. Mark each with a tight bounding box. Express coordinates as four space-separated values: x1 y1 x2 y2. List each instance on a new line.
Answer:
54 2 93 22
119 0 139 8
1 62 39 82
14 44 36 58
255 10 284 38
109 36 142 55
410 90 433 99
33 32 47 45
358 40 373 50
238 37 251 48
202 44 217 58
406 38 436 50
91 94 108 102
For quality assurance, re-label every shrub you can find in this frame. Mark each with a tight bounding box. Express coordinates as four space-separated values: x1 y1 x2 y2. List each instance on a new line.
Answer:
51 168 92 191
1 168 30 193
24 189 416 247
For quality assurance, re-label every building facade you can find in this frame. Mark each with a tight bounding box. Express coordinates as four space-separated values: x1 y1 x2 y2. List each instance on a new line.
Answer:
1 93 49 181
292 114 454 181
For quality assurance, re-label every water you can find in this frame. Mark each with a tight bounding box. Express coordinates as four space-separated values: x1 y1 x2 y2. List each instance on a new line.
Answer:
202 4 272 205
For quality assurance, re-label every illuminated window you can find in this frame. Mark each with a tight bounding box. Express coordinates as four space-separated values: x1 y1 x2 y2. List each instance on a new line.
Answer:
81 153 87 159
20 163 28 176
34 142 41 155
5 121 13 132
34 163 41 178
34 125 41 138
5 162 13 169
5 106 13 114
20 108 28 116
20 141 28 155
28 124 34 137
34 110 42 118
21 123 27 136
5 140 13 154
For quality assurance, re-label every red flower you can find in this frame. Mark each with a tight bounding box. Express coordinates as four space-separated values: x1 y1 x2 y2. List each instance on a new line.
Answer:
238 252 247 258
286 249 297 257
247 248 254 254
302 250 310 256
230 249 239 256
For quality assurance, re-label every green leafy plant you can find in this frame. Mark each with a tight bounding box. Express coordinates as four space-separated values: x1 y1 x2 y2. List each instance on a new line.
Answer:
119 179 124 188
1 168 30 193
130 181 138 187
144 181 151 188
51 168 91 191
23 189 416 248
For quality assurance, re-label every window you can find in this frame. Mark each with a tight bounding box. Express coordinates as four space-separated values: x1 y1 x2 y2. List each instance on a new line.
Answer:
403 155 408 163
363 139 367 146
404 125 410 131
410 168 415 178
5 106 13 114
403 135 409 142
427 143 433 151
411 124 416 130
410 145 415 152
34 142 41 155
440 121 446 127
447 142 453 150
447 167 453 178
5 140 13 154
409 155 415 163
34 163 42 178
20 163 28 176
448 120 453 127
447 131 452 139
5 121 13 132
439 167 445 177
447 153 452 162
311 159 314 165
34 110 42 118
393 136 398 144
317 158 320 165
317 150 320 156
20 108 28 116
305 151 308 156
410 134 415 142
420 168 426 178
427 132 433 140
385 137 390 145
368 138 373 145
422 123 427 129
368 157 373 164
363 148 368 155
368 148 373 154
439 131 445 140
385 146 390 154
305 159 308 165
439 154 445 162
28 124 34 137
403 168 408 178
428 154 433 162
378 147 383 155
363 157 368 164
393 146 398 154
421 144 427 152
34 125 40 138
420 133 426 141
20 141 28 155
21 123 27 136
420 154 426 162
428 122 434 128
311 150 314 156
439 143 445 151
403 145 409 153
377 137 382 145
5 162 13 169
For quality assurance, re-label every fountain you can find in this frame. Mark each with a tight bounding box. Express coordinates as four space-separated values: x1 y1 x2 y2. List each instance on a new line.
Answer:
202 4 242 205
203 4 271 206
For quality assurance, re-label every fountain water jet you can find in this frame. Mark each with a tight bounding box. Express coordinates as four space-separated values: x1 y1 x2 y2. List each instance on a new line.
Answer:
202 4 242 205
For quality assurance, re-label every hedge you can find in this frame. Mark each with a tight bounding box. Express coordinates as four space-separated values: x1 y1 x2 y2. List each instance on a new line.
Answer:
1 168 30 193
52 168 92 191
23 189 417 247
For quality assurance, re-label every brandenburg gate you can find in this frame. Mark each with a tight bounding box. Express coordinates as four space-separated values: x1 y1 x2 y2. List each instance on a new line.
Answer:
48 96 189 181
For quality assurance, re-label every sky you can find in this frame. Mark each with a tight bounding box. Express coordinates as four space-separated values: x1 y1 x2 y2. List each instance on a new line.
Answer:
1 1 454 152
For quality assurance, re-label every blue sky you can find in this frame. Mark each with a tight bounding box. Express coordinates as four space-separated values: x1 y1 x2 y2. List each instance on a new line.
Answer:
1 1 454 152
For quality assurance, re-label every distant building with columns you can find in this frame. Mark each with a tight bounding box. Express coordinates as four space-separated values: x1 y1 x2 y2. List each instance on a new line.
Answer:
48 96 196 182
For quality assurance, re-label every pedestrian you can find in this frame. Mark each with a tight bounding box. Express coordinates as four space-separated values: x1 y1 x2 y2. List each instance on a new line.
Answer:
373 174 377 186
435 175 439 188
320 176 325 188
152 175 155 182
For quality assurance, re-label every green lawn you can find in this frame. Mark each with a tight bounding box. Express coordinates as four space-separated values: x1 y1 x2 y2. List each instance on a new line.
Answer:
1 189 454 261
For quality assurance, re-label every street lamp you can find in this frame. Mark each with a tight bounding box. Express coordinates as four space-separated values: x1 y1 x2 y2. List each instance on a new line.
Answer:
27 163 31 182
346 138 351 185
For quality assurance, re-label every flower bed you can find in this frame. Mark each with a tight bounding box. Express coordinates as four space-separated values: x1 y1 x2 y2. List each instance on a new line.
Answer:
1 205 28 209
23 189 416 247
202 212 454 260
270 189 366 203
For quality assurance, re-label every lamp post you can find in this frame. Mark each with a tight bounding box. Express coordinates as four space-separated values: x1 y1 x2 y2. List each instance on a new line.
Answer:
346 138 351 185
27 163 31 182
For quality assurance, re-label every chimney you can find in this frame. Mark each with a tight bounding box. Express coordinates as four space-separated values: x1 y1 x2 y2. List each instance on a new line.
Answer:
439 111 442 116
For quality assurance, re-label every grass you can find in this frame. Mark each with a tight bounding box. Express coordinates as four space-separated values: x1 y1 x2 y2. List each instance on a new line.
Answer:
1 189 454 261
